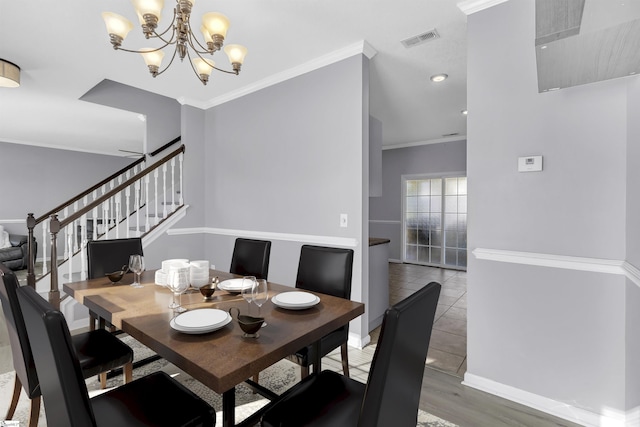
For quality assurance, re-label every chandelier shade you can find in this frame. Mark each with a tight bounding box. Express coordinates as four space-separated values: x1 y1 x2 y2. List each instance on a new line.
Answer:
102 0 247 85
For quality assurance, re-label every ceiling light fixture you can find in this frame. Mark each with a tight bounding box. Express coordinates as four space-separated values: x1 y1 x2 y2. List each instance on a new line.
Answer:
102 0 247 85
461 109 468 115
0 59 20 88
430 73 448 83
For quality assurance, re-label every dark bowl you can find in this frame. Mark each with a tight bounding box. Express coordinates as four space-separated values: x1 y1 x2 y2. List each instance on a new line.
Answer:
105 270 126 283
237 315 265 335
199 283 216 301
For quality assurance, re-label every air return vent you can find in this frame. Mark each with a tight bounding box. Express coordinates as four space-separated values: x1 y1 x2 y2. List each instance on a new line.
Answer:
401 29 440 48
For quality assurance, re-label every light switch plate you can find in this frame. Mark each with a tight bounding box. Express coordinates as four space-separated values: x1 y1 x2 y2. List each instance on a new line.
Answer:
518 155 543 172
340 214 348 228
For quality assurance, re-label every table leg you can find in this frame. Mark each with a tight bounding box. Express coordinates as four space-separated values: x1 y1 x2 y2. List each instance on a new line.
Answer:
312 340 321 375
223 388 235 427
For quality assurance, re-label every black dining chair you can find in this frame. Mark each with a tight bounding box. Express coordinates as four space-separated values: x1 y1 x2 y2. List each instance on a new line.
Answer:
17 284 216 427
0 263 134 427
261 281 441 427
229 238 272 279
86 237 143 331
286 245 354 379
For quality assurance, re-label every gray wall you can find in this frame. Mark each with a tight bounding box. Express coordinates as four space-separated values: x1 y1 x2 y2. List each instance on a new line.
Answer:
154 55 370 341
467 0 637 420
369 140 466 260
626 75 640 408
80 79 181 154
0 141 130 233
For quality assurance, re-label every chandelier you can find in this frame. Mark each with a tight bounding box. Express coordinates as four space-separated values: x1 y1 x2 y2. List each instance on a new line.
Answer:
102 0 248 85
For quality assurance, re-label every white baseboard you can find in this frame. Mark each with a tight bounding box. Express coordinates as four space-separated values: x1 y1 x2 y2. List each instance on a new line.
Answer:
348 332 370 349
463 373 636 427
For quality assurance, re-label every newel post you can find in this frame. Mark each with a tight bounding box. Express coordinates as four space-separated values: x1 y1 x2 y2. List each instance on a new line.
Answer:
26 213 36 288
49 215 61 310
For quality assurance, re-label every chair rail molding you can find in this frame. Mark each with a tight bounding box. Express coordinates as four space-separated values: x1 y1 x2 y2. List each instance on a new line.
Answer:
472 248 640 288
167 227 359 248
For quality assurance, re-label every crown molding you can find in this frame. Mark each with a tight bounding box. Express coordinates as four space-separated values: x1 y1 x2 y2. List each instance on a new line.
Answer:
457 0 510 15
382 135 467 150
178 41 377 110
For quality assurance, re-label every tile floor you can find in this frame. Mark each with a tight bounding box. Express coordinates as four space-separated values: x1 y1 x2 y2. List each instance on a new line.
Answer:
388 262 467 377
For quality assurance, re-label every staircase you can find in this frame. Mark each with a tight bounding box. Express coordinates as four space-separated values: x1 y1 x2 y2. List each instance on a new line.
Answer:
25 143 186 329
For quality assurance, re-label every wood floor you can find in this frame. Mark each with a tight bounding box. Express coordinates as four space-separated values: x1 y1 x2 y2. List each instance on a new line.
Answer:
389 262 583 427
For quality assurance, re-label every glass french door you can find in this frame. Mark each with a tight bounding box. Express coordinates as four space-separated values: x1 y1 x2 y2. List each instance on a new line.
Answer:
403 175 467 269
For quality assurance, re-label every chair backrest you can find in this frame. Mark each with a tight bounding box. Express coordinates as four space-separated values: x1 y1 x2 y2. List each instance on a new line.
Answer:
0 263 40 398
87 238 143 279
229 238 272 279
359 281 441 427
295 245 354 299
17 285 97 427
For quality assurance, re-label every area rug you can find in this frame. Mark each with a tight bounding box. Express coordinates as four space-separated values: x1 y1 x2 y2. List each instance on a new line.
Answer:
0 335 457 427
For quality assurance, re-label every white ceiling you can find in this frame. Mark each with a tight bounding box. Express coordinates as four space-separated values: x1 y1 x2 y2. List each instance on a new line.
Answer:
0 0 469 157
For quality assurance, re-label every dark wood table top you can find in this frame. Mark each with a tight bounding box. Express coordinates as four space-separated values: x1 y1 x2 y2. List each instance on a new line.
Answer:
63 270 365 394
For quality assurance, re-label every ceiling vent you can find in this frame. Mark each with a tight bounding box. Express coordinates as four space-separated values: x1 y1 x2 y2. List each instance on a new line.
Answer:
401 29 440 48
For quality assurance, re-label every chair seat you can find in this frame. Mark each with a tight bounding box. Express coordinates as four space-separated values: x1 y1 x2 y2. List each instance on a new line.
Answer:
261 370 364 427
287 327 346 367
91 371 215 426
72 329 133 378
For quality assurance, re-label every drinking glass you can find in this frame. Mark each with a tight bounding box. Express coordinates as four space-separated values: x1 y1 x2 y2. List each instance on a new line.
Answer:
253 279 268 327
128 254 145 288
241 276 256 314
168 269 189 313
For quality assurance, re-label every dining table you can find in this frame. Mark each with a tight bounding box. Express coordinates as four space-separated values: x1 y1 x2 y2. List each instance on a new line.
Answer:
63 269 365 427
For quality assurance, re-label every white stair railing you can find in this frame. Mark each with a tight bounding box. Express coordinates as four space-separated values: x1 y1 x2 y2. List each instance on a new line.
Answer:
26 145 185 306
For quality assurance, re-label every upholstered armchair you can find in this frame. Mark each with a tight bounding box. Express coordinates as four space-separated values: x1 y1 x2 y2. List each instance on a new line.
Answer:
0 234 36 271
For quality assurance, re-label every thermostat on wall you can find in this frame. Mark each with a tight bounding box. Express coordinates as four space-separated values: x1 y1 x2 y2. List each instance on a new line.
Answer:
518 155 543 172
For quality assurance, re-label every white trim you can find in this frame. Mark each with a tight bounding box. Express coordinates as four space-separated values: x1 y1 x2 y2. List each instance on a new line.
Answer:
0 137 132 158
348 331 370 350
167 227 359 248
473 248 624 274
389 258 402 263
179 41 377 110
0 219 26 224
472 248 640 288
144 205 189 246
457 0 510 15
369 219 401 224
463 373 634 427
382 135 466 150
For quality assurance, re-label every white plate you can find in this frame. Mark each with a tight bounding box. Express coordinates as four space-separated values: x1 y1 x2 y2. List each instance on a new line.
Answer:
272 292 320 310
170 313 231 334
218 278 254 292
174 308 228 329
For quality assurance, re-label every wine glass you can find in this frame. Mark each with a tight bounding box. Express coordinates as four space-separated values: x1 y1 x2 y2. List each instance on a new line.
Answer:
253 279 268 327
128 254 145 288
168 268 189 313
241 276 256 314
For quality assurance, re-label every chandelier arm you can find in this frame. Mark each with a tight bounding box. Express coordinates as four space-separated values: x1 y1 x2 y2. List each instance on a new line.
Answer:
154 44 181 77
153 12 177 39
150 29 178 47
186 50 207 84
187 30 212 54
211 66 238 75
115 44 171 54
189 48 238 75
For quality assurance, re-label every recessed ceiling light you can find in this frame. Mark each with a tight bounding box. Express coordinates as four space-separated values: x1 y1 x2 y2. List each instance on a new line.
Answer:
461 109 468 115
430 73 448 83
